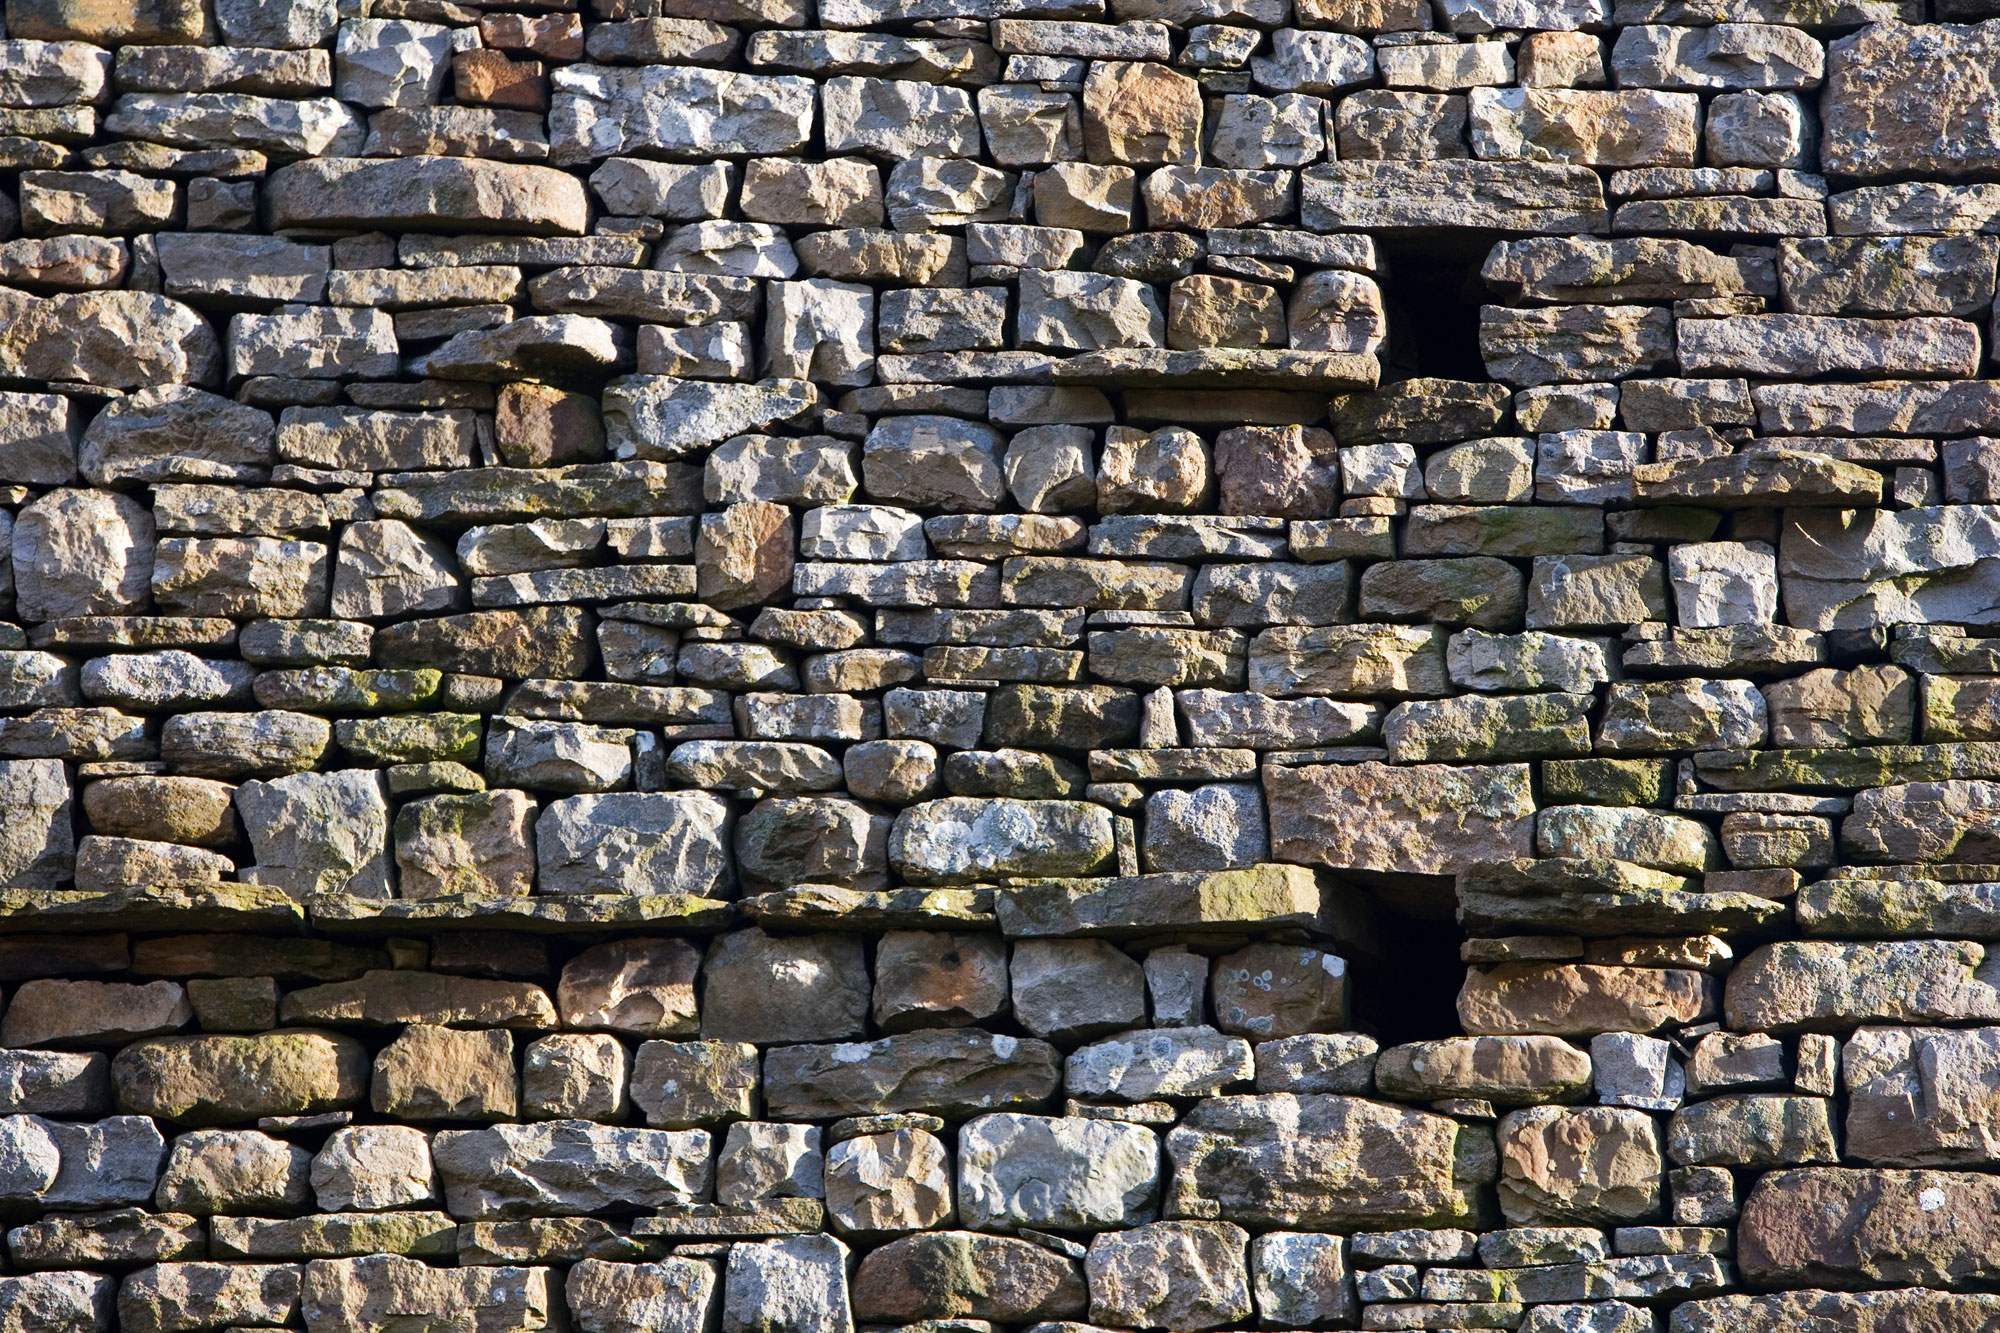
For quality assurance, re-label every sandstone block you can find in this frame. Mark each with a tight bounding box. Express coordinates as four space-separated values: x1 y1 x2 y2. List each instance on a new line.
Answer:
113 1031 368 1126
1164 1094 1486 1228
851 1230 1083 1324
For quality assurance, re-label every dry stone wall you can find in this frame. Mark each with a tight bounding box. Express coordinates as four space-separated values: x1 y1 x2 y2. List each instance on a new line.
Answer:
0 0 1998 1329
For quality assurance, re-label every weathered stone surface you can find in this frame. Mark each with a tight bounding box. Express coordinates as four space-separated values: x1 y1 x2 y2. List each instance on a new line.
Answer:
628 1040 757 1129
113 1031 369 1125
1739 1167 2000 1289
1267 760 1536 875
550 65 814 163
3 978 190 1046
108 91 362 155
1496 1106 1663 1225
311 1126 436 1213
278 970 554 1030
536 792 733 898
156 1129 310 1215
1675 1291 2000 1333
1378 1036 1593 1105
1822 22 2000 178
568 1258 718 1333
432 1121 711 1218
1844 1026 2000 1167
0 293 218 392
763 1028 1061 1120
301 1255 558 1333
722 1234 849 1333
373 1025 517 1122
15 489 154 622
1727 941 2000 1033
119 1262 301 1333
1462 964 1714 1036
889 797 1114 884
76 386 274 486
394 790 536 900
701 929 868 1044
851 1231 1084 1323
1470 88 1698 167
236 771 391 900
267 159 588 235
1164 1094 1487 1227
0 759 74 891
9 0 2000 1316
555 938 700 1037
1088 1220 1251 1331
958 1113 1159 1231
1067 1026 1256 1101
1011 938 1146 1040
822 1126 943 1233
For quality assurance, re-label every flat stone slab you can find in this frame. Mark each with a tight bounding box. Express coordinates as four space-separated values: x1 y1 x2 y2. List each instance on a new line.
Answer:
307 893 736 935
995 865 1323 938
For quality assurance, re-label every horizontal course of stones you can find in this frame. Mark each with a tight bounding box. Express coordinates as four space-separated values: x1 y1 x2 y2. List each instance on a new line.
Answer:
6 0 2000 1327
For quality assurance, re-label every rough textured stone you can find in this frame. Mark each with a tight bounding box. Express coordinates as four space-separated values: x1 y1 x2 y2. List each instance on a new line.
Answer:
1164 1094 1487 1227
113 1032 369 1126
432 1121 711 1219
268 159 588 235
852 1231 1084 1323
536 793 734 898
4 0 2000 1324
1267 761 1536 875
1496 1106 1664 1225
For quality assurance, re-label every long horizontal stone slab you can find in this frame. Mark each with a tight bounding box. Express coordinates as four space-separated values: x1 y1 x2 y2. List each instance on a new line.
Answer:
307 892 736 935
0 885 304 933
738 885 997 931
1459 858 1784 937
1798 876 2000 938
995 864 1323 937
1694 742 2000 791
1301 162 1610 234
267 158 589 236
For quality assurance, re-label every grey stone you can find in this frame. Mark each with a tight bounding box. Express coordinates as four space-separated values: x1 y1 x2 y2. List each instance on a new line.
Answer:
824 1127 947 1235
0 759 73 891
889 797 1114 884
431 1121 711 1220
958 1113 1159 1232
1165 1094 1486 1227
1087 1220 1251 1331
549 65 815 164
536 792 733 898
701 929 868 1045
568 1259 719 1333
722 1235 850 1333
234 770 391 899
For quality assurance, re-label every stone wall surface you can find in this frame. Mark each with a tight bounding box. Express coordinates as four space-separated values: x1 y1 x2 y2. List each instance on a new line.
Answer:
0 0 1995 1327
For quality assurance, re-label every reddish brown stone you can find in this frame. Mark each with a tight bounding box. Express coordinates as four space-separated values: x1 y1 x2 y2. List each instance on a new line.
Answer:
494 383 605 468
454 49 549 111
1740 1167 2000 1290
477 11 583 59
852 1231 1087 1323
696 501 794 612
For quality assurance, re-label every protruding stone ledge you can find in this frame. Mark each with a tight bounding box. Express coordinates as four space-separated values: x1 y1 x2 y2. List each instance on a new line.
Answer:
307 892 737 936
995 864 1323 938
1458 858 1786 937
0 884 305 933
738 885 996 932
